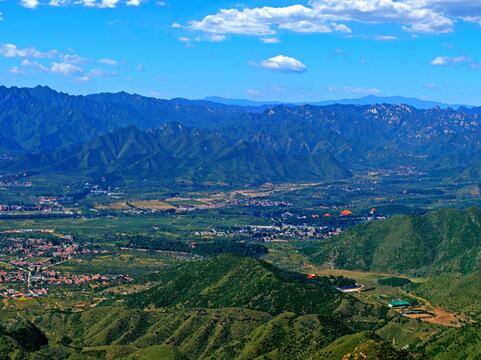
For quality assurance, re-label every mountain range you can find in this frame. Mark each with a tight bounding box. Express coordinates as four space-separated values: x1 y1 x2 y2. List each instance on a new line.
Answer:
204 95 471 110
2 85 481 184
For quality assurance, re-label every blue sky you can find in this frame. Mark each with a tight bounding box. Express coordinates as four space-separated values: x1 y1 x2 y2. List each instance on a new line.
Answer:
1 0 481 105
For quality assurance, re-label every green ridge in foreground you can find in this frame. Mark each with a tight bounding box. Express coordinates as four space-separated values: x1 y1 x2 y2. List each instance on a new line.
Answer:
3 255 417 359
125 255 382 321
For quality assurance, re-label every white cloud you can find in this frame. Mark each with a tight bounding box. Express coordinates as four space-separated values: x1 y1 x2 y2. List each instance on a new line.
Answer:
313 0 453 33
49 0 70 5
261 37 280 44
21 0 39 9
0 43 58 59
246 88 261 97
206 34 226 42
4 41 126 81
188 5 335 36
373 35 397 41
328 85 381 95
333 23 352 33
43 0 148 8
258 55 306 73
10 59 49 75
98 57 118 65
126 0 141 6
430 56 471 66
98 0 119 8
76 68 117 82
80 0 97 7
63 54 87 64
421 1 481 25
51 62 83 75
186 0 477 39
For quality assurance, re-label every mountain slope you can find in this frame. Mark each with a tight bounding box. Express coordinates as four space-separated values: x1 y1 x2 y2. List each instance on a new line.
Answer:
126 255 364 317
19 123 350 184
0 86 247 154
124 255 389 331
21 256 409 359
307 207 481 275
27 306 410 360
4 86 481 184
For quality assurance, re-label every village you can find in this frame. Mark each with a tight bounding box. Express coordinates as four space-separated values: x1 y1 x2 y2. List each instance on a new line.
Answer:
0 195 75 215
0 171 34 188
194 208 385 242
0 229 132 299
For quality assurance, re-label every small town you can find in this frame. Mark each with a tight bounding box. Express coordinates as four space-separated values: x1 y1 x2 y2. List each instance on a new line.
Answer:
0 229 132 299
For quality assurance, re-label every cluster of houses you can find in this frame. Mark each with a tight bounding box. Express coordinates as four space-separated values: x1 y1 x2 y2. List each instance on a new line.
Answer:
228 198 292 207
0 265 132 299
0 235 93 260
0 230 132 299
1 288 48 299
0 171 33 188
245 224 344 242
0 203 64 213
0 180 32 188
0 267 132 294
0 270 26 283
42 272 132 286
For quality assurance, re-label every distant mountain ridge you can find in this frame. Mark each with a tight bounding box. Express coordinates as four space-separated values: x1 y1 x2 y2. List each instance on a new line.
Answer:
2 85 481 184
204 95 471 110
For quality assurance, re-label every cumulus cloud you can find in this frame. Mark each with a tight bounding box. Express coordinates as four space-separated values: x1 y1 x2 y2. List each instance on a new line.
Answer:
10 59 49 75
0 43 58 59
185 0 481 39
63 54 87 64
258 55 307 73
98 0 119 8
50 62 83 75
421 0 481 24
188 5 339 36
21 0 39 8
39 0 145 8
4 41 126 81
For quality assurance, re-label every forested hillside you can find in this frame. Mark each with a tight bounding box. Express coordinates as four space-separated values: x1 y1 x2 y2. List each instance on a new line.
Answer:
3 86 481 184
306 207 481 275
